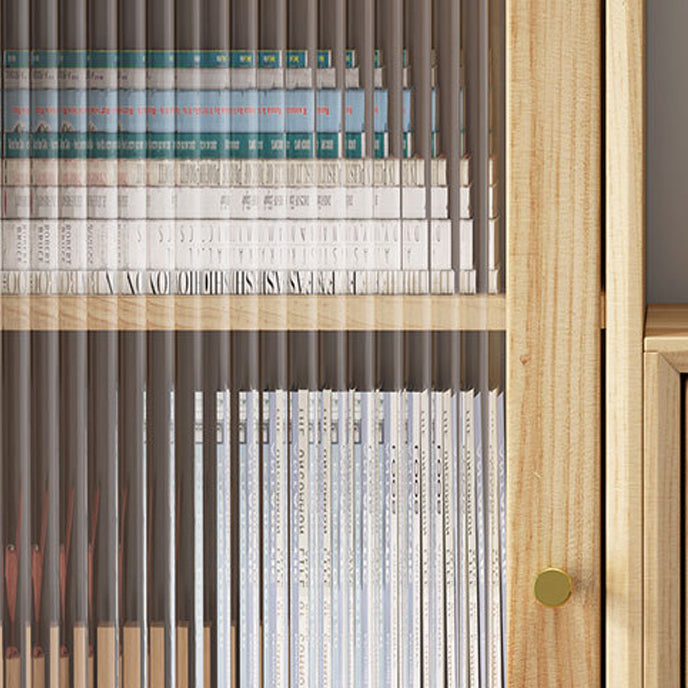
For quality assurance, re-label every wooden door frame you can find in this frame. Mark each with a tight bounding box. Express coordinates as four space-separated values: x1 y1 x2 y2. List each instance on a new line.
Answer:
643 346 685 688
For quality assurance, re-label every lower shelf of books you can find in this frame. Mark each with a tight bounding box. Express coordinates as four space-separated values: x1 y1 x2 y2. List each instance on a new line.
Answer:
0 293 507 331
0 329 505 688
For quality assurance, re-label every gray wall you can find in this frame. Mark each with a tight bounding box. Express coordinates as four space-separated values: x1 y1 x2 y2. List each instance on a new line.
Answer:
647 0 688 302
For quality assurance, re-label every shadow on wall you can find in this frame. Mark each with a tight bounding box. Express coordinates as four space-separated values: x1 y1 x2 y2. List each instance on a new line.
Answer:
647 0 688 302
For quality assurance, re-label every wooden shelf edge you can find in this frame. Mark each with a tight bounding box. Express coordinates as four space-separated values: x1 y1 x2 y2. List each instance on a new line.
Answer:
644 303 688 352
0 293 507 331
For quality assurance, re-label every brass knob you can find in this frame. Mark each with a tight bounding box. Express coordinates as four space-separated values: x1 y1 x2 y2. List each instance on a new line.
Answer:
534 568 573 608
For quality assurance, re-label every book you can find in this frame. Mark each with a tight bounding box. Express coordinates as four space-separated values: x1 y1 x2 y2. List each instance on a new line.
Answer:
215 390 232 688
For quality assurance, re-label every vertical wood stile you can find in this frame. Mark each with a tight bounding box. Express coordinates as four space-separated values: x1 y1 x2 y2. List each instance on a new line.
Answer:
643 352 680 688
506 0 601 685
605 0 646 686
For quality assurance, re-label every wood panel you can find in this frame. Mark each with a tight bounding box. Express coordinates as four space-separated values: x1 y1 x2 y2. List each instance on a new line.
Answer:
643 352 681 688
506 0 601 685
0 294 506 331
605 0 646 685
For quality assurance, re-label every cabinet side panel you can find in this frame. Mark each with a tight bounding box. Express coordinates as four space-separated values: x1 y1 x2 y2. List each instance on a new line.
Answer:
506 0 602 686
605 0 646 685
643 352 681 688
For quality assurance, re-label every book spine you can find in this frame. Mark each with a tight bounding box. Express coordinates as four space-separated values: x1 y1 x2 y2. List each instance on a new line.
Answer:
465 390 480 687
420 390 432 688
444 390 459 688
387 391 400 688
342 391 355 688
353 392 363 688
411 392 422 688
248 390 261 688
433 392 446 688
475 392 487 688
321 390 332 688
397 391 409 688
274 390 289 688
497 392 507 678
309 389 320 688
458 391 469 688
487 391 503 688
262 392 275 688
239 392 249 688
330 393 341 688
216 390 232 688
298 389 310 688
289 390 299 688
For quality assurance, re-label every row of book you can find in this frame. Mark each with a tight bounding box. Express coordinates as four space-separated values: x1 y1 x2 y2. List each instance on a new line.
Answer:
0 385 506 688
4 48 445 160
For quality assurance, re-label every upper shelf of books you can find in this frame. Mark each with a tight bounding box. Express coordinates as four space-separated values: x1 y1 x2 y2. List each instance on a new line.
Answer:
0 0 504 323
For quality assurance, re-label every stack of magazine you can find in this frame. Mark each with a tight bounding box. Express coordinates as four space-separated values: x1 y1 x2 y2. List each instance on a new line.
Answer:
214 386 506 688
0 47 478 295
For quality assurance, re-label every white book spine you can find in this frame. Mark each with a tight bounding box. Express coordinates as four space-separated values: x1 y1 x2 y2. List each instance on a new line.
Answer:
433 392 446 688
420 390 432 688
475 393 487 688
321 390 333 688
398 391 410 688
387 391 400 688
370 391 383 688
410 392 422 688
465 390 480 687
487 391 503 688
247 390 261 688
342 391 355 688
459 391 469 688
275 390 289 688
309 391 320 688
239 392 249 688
353 392 364 688
330 393 341 688
263 393 275 688
444 391 459 688
497 392 507 678
16 185 449 220
194 391 205 687
216 390 232 688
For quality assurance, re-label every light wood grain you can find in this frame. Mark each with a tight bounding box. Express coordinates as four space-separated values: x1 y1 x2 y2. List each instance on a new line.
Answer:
96 626 116 688
59 654 70 688
73 625 88 688
506 0 601 685
643 352 681 687
645 303 688 352
149 624 165 688
49 625 59 688
0 294 506 331
4 656 19 688
33 654 45 688
122 625 141 688
176 625 188 688
605 0 646 684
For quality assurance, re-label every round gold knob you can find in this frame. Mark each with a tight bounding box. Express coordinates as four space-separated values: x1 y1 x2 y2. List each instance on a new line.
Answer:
534 568 573 608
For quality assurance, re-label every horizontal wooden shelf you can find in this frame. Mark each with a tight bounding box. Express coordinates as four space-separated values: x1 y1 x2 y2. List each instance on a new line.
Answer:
0 294 507 331
645 303 688 352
